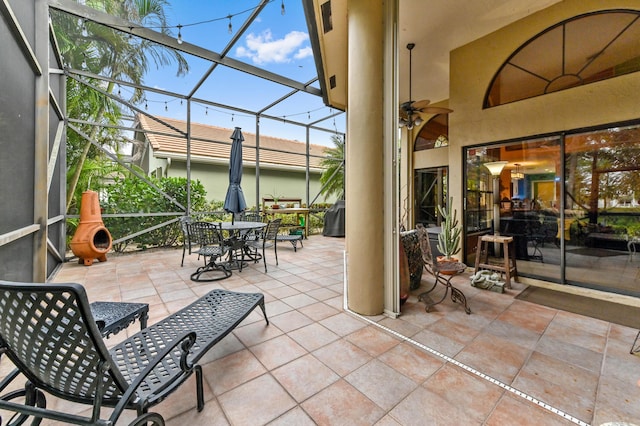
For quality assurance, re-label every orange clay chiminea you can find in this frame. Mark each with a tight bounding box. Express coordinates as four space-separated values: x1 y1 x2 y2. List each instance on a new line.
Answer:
70 190 112 266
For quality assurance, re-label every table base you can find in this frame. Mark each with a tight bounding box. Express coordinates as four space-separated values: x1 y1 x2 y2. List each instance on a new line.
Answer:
223 259 249 270
190 262 232 282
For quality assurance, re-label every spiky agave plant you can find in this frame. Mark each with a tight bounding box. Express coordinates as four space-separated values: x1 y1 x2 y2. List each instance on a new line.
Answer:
436 197 461 260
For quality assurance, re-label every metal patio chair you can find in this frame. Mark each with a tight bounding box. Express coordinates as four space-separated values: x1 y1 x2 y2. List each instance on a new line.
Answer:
189 221 232 281
245 218 281 272
415 224 471 314
179 215 198 267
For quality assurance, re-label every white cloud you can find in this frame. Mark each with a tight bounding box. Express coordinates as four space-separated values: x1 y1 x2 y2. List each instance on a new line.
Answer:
294 46 313 60
236 30 310 64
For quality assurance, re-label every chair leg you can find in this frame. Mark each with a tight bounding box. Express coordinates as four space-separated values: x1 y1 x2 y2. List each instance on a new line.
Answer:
263 243 268 273
274 240 278 266
235 244 243 273
258 301 270 325
631 330 640 354
181 245 186 267
195 365 204 412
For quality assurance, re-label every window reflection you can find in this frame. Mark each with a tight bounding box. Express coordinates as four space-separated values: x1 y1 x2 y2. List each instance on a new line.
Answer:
415 114 448 151
485 11 640 108
464 123 640 297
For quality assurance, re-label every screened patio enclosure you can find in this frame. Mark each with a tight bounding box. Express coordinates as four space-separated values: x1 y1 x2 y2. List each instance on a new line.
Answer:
0 0 345 283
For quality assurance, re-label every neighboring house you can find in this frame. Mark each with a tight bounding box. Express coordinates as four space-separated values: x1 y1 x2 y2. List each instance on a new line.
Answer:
133 114 331 208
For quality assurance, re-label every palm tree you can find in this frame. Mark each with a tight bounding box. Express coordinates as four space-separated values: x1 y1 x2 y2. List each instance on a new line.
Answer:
319 135 345 200
52 0 189 211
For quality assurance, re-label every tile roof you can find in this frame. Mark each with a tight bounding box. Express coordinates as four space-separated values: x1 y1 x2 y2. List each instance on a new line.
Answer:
136 114 328 171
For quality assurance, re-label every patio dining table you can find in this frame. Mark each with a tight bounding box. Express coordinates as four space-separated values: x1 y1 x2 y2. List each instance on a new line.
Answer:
220 221 267 270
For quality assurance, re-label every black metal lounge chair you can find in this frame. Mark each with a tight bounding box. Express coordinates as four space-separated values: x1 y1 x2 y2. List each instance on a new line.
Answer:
0 281 268 426
275 233 304 252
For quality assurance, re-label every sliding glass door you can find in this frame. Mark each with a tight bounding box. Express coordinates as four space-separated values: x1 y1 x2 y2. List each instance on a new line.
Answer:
465 138 562 283
563 125 640 295
464 123 640 296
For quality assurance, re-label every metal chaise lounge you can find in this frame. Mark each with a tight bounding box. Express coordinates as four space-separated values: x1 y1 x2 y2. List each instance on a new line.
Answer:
0 280 268 426
275 233 304 252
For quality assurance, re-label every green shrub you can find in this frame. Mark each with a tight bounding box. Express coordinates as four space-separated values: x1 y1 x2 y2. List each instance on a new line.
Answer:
308 212 325 235
99 176 207 252
196 200 227 222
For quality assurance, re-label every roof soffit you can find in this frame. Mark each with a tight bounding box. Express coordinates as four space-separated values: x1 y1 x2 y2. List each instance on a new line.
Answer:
305 0 563 110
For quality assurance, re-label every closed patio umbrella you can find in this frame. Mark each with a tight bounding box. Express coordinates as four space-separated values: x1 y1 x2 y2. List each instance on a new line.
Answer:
224 127 247 224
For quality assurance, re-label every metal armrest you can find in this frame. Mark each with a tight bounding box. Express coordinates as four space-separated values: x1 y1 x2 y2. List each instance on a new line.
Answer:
110 330 199 421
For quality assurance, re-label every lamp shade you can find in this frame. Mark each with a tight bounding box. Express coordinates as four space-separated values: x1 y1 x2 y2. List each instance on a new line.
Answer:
484 161 508 176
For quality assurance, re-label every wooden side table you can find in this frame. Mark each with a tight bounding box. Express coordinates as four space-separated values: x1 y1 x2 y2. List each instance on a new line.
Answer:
474 234 518 289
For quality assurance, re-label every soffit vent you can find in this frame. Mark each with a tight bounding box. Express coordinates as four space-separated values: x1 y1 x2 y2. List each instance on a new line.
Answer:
329 75 336 89
321 1 332 33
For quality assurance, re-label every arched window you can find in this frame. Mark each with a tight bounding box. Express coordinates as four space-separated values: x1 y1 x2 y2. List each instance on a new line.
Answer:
485 10 640 108
414 114 448 151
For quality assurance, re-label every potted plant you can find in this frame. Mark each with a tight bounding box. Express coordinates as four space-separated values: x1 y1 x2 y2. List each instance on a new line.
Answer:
268 194 280 209
436 197 461 271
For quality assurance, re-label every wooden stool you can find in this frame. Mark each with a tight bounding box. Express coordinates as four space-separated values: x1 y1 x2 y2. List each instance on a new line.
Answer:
474 235 518 289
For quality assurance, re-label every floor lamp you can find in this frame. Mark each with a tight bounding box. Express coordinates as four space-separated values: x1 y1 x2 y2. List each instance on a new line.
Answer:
483 161 508 254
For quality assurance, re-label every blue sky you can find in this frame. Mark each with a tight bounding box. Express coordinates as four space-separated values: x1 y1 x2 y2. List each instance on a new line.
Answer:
132 0 345 147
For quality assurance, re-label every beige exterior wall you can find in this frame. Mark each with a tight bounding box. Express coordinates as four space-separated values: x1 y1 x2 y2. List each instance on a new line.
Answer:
413 145 448 171
415 0 640 243
139 136 329 208
164 160 326 207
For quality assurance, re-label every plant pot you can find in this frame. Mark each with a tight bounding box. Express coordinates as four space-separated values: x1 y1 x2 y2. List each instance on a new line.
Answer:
399 237 411 306
437 256 460 275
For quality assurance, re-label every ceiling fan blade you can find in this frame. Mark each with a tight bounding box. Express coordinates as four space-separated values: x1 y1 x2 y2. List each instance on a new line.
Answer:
416 106 454 115
411 99 432 109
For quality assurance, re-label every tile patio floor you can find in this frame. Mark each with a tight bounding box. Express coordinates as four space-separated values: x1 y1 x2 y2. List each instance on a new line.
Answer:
6 235 640 425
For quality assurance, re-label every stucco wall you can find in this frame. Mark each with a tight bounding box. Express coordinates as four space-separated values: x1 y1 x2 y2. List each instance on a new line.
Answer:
413 145 449 170
444 0 640 220
166 160 327 208
136 138 330 208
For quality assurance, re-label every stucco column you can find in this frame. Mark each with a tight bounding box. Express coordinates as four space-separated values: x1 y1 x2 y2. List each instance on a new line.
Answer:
346 0 385 315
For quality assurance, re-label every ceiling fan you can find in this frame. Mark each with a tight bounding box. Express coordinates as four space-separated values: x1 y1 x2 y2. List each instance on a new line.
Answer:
399 43 452 130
